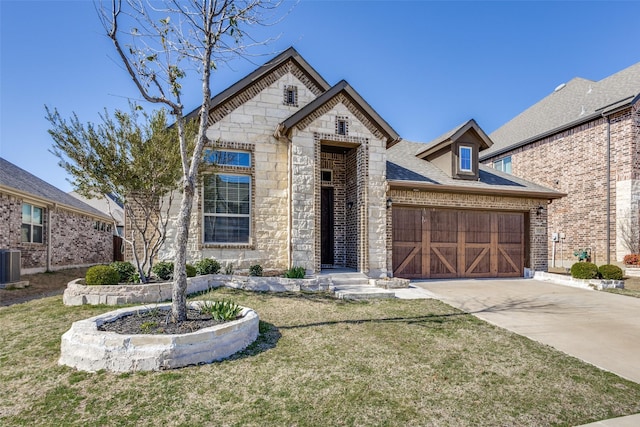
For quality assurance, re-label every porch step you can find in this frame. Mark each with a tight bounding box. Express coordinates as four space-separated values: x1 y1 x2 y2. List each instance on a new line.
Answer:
333 284 396 300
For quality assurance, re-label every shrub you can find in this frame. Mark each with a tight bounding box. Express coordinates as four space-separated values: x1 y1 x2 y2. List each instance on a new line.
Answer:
599 264 623 280
225 263 234 275
199 300 242 321
85 265 120 286
194 258 221 275
186 264 197 278
283 266 306 279
152 261 174 280
249 264 263 277
623 254 640 266
110 261 136 283
570 262 599 280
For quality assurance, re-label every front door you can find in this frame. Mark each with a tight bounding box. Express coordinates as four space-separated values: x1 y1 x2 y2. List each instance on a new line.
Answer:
321 187 334 266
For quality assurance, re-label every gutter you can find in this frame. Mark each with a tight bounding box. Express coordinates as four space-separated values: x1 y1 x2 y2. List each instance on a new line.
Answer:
387 179 565 200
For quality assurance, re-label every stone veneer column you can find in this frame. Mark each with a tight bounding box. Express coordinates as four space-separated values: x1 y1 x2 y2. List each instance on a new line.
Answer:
290 134 317 272
367 140 388 278
616 180 640 261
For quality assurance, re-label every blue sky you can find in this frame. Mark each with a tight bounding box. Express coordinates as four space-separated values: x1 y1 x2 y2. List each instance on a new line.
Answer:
1 0 639 192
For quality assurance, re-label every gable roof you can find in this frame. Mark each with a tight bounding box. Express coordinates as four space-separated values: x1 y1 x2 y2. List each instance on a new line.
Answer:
185 47 332 124
276 80 401 146
481 62 640 160
415 119 492 159
387 140 563 199
0 157 110 219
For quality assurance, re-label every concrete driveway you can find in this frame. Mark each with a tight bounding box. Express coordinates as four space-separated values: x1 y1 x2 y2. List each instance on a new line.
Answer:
412 278 640 384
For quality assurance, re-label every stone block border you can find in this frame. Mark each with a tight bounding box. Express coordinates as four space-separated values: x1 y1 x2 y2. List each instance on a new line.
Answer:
59 301 258 372
63 274 329 306
534 271 624 290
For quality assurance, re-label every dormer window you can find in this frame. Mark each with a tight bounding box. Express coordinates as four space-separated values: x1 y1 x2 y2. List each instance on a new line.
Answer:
459 146 472 172
336 116 349 136
283 85 298 107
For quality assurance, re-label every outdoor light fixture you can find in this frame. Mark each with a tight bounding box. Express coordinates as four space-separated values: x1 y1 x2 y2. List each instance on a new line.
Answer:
347 201 354 210
386 198 393 209
536 205 544 216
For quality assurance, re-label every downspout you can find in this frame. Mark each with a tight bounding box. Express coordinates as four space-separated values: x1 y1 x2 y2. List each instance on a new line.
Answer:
603 113 611 264
46 204 54 272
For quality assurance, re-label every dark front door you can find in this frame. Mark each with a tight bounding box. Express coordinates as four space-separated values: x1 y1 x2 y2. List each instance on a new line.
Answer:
321 187 334 265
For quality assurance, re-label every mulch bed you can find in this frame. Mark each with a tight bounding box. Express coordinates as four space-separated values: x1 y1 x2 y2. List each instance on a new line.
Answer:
98 308 232 335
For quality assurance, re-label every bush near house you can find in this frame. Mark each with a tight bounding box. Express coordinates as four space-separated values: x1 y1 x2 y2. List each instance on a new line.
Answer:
249 264 263 277
599 264 624 280
85 265 120 285
623 254 640 266
194 258 221 275
283 266 306 279
570 262 599 280
110 261 137 283
152 261 197 280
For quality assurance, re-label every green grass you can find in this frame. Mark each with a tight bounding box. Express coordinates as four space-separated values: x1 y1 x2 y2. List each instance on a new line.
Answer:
1 288 640 426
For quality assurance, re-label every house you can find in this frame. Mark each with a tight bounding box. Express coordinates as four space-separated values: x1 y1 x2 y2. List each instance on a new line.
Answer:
69 192 125 237
156 47 562 279
0 158 114 274
480 63 640 267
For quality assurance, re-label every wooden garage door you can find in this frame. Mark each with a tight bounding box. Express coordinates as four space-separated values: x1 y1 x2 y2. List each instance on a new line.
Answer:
393 208 525 279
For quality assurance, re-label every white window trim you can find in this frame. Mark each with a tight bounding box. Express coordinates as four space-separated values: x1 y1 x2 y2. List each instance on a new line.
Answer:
459 146 473 172
202 173 252 245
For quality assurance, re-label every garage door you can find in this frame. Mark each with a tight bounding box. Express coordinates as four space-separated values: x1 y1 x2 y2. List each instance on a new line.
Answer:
392 208 525 279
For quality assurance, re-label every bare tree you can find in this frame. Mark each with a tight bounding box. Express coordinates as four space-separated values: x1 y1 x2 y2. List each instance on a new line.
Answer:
618 209 640 254
99 0 280 320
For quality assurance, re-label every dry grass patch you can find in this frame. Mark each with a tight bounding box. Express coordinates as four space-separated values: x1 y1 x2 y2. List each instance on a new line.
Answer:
606 277 640 298
0 267 89 307
1 287 640 426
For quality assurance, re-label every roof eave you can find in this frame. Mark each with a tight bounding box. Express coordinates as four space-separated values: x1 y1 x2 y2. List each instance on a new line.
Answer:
387 179 565 200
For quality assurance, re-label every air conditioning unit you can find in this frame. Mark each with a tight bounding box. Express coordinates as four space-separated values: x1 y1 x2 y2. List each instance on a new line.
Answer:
0 250 21 284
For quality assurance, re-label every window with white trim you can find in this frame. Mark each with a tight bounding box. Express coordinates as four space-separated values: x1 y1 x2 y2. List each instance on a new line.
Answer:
493 156 512 174
204 149 251 167
21 203 43 243
203 174 251 243
459 146 472 172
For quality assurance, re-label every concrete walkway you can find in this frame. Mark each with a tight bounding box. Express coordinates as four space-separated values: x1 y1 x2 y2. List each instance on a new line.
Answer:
411 278 640 427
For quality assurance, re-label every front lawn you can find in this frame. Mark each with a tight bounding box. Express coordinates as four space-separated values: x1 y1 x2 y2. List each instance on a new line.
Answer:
1 288 639 426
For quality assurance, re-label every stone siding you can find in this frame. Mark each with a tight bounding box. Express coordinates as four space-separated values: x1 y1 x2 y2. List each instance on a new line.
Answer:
387 189 549 272
0 192 112 273
483 104 639 266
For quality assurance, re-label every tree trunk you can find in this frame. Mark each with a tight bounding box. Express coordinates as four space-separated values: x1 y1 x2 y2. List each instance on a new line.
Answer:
171 179 195 321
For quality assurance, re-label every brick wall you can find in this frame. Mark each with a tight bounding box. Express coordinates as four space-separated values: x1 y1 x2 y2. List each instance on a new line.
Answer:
0 192 112 273
483 105 638 266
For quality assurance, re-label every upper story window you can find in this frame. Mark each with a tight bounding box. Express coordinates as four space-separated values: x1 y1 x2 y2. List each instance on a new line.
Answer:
459 146 472 172
336 116 349 136
493 156 512 174
283 85 298 107
204 149 251 168
21 203 43 243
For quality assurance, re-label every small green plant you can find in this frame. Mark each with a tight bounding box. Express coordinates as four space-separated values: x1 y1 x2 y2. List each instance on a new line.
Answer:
110 261 136 283
283 266 306 279
199 300 242 322
249 264 263 277
225 263 234 275
140 321 158 333
152 261 174 280
195 258 221 275
599 264 623 280
186 264 197 278
570 262 599 280
85 265 120 285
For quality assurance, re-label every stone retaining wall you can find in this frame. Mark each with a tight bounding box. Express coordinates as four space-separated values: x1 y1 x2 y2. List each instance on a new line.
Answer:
533 271 624 291
59 302 258 372
63 274 329 306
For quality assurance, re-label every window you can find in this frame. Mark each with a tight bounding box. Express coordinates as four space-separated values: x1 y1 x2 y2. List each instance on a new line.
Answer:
459 146 472 172
21 203 43 243
493 156 512 174
321 170 332 183
204 149 251 168
283 85 298 106
336 116 349 136
203 174 251 243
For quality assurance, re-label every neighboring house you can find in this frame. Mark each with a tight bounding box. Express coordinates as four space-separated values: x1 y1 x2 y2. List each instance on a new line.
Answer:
480 63 640 267
156 47 561 279
69 191 125 236
0 158 113 274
